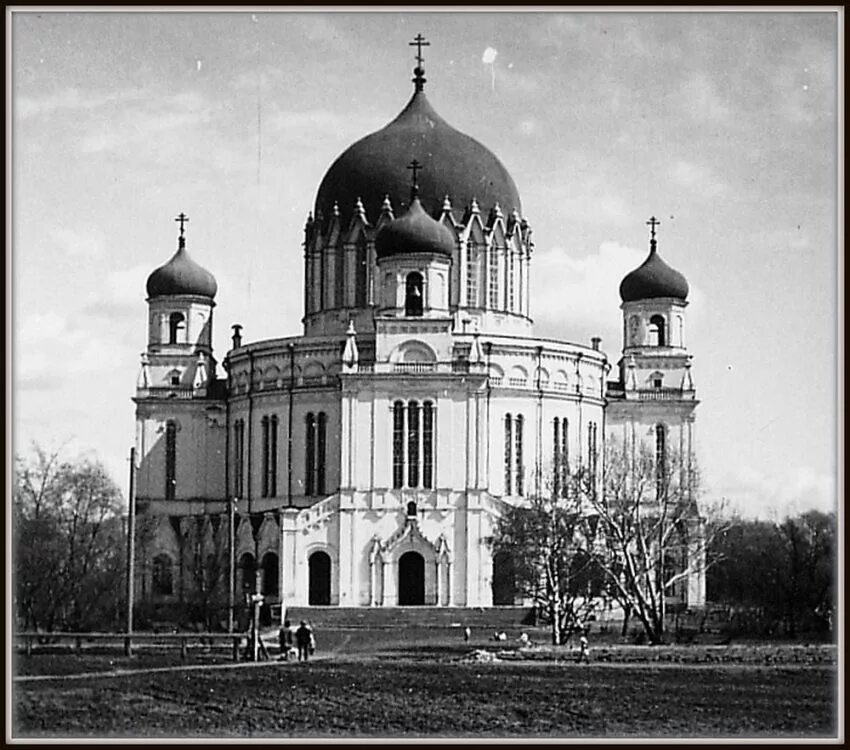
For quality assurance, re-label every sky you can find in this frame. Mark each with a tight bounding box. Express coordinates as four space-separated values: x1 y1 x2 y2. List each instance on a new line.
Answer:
10 9 841 520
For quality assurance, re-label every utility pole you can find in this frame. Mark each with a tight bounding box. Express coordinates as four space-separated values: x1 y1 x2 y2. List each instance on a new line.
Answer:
124 446 136 657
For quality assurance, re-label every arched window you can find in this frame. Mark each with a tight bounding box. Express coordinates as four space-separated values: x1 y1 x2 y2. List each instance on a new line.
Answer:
407 501 417 517
152 554 173 596
392 399 435 489
261 552 279 596
239 553 257 597
334 242 345 308
655 424 667 499
233 420 245 498
506 250 515 311
305 412 327 496
504 414 513 495
168 312 185 344
422 401 434 489
488 246 500 308
649 315 666 347
261 415 279 498
393 401 405 489
165 420 177 500
405 272 424 316
407 401 420 487
553 418 561 497
587 421 598 492
466 246 481 307
515 415 524 496
355 236 368 307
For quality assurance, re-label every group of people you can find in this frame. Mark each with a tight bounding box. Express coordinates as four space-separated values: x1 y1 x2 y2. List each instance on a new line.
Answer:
278 619 316 662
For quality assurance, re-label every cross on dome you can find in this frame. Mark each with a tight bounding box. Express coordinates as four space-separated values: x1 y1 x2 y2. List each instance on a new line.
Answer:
407 158 422 200
409 34 430 92
646 215 661 241
409 33 429 66
175 212 189 238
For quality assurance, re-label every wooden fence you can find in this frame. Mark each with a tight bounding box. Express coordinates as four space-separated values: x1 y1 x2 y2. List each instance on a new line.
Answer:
14 631 260 662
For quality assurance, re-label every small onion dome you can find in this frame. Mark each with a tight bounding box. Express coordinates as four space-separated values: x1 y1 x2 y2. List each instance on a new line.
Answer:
375 195 455 259
619 243 689 303
146 240 218 299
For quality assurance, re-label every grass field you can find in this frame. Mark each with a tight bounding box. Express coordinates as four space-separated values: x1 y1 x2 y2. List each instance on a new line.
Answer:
12 632 839 739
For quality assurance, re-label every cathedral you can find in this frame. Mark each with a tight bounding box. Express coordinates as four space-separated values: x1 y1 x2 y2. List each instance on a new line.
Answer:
132 40 704 624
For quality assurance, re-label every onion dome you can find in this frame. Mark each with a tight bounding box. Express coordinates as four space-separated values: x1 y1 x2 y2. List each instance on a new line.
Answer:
375 194 455 259
619 218 689 302
314 56 521 228
146 217 217 299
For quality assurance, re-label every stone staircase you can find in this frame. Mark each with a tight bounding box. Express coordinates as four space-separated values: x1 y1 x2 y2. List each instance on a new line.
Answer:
279 606 534 630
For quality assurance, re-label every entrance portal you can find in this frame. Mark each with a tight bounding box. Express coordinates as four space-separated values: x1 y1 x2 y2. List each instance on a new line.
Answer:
398 551 425 605
308 551 331 605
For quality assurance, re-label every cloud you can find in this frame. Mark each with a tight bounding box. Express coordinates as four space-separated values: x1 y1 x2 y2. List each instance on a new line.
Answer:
669 159 727 198
531 241 645 341
50 227 106 259
15 87 146 120
709 464 836 520
677 73 731 123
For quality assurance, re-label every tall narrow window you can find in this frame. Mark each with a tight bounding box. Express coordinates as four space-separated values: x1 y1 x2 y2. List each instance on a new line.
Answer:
553 418 561 498
422 402 434 489
393 401 405 489
561 418 570 495
165 421 177 500
234 420 245 498
334 243 345 308
506 251 515 311
269 415 278 497
261 417 270 497
168 312 185 344
466 246 480 307
588 421 599 496
405 272 424 316
392 399 435 489
152 554 173 596
407 401 420 488
488 247 499 308
504 414 513 495
515 415 524 496
355 237 368 307
305 413 316 496
316 412 327 495
655 424 666 499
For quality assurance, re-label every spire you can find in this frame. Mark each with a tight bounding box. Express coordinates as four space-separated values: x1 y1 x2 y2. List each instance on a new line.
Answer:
409 33 430 92
174 212 189 250
646 215 661 254
407 158 422 202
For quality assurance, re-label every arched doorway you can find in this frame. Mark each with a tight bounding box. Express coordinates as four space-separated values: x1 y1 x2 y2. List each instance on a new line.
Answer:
262 552 279 596
308 551 331 605
491 551 517 605
398 551 425 605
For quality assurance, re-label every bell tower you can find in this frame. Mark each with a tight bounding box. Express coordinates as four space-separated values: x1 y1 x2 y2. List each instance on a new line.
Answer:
133 214 225 506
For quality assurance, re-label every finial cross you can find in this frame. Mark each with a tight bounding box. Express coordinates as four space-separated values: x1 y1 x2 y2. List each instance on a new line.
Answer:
175 212 189 238
407 158 422 189
646 215 661 240
409 34 430 66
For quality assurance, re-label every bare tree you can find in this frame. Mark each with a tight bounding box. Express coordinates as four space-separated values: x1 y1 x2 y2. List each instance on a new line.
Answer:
14 444 125 632
574 438 725 645
490 478 604 646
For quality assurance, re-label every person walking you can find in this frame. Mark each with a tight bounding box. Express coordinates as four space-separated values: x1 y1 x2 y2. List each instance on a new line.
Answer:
295 620 314 662
279 619 294 660
578 631 591 664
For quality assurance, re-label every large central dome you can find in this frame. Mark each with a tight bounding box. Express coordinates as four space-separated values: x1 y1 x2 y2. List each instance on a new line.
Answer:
314 80 522 227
